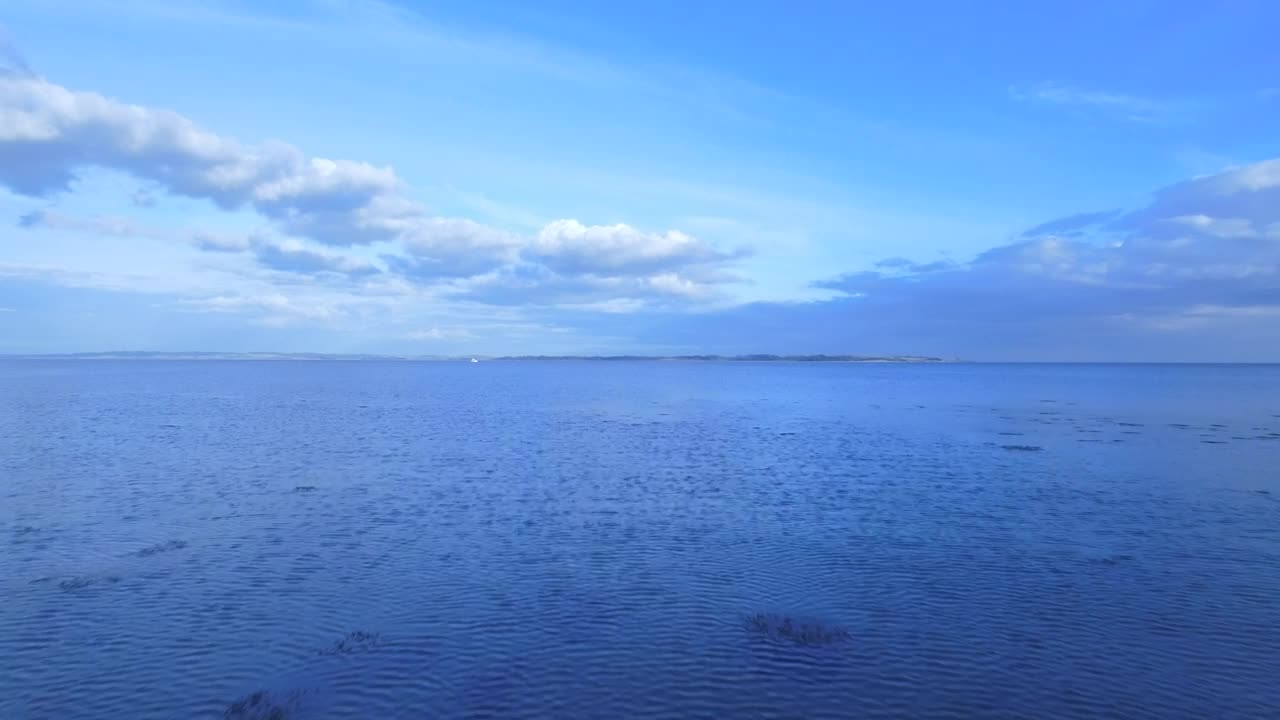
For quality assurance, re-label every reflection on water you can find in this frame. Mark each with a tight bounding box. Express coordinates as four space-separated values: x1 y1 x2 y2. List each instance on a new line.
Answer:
1 361 1278 719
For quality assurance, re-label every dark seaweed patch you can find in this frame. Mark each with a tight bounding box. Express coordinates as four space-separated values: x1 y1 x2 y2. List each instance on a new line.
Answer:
11 525 42 543
745 613 851 647
135 540 188 557
224 689 304 720
58 575 122 592
316 630 384 656
1094 554 1135 566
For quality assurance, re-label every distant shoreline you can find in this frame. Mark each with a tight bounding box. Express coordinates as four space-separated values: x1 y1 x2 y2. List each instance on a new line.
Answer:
0 352 949 363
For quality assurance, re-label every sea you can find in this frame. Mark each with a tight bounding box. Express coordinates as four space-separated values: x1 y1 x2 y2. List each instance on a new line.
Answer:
1 360 1278 719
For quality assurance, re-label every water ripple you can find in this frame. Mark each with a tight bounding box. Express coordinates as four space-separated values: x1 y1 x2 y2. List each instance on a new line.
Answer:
1 361 1278 719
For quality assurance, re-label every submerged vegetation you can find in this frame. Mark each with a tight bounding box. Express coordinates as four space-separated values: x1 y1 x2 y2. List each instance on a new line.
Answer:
744 613 852 647
316 630 384 656
224 689 304 720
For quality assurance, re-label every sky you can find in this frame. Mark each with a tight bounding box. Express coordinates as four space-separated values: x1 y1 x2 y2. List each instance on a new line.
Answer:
1 0 1278 360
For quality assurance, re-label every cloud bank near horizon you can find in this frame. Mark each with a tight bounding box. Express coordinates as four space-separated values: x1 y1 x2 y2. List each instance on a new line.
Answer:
640 158 1280 360
2 70 1279 360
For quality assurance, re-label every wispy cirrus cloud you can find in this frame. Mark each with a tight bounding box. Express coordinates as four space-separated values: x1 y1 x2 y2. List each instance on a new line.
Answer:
404 326 476 342
0 27 31 76
17 207 259 253
1010 83 1166 122
1021 209 1122 238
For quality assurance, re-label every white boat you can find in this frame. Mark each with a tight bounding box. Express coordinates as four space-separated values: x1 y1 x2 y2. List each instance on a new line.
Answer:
469 357 479 363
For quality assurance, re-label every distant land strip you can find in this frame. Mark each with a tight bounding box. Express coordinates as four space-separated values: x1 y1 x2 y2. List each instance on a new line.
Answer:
1 352 948 363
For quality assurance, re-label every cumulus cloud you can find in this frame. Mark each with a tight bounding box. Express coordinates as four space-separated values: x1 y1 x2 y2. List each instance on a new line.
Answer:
0 74 744 305
251 237 380 278
389 217 522 279
454 256 738 308
527 219 741 276
0 75 406 244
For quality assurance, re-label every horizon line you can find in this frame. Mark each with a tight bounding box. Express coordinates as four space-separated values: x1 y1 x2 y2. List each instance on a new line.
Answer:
1 351 1278 364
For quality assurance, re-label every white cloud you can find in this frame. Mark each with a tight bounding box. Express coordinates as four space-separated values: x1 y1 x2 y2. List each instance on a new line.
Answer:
1168 214 1259 239
1010 83 1164 121
391 217 522 279
17 209 152 238
191 230 252 252
0 74 745 305
18 207 260 254
404 327 476 341
177 292 350 327
654 155 1280 360
452 260 733 310
528 219 740 276
251 236 380 278
0 74 410 246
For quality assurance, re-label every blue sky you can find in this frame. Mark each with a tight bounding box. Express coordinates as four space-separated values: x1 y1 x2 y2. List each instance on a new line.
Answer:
1 0 1278 359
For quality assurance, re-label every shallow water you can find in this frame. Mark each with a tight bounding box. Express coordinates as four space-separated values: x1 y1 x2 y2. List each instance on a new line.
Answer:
2 360 1279 719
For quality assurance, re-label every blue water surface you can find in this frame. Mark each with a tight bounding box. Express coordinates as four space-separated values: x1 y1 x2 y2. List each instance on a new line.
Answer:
2 361 1279 719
